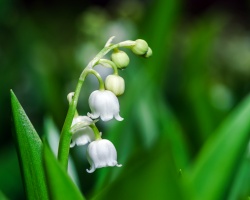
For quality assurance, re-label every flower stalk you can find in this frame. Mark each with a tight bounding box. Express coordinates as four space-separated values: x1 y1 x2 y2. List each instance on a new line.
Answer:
57 36 151 171
58 79 83 169
89 124 102 140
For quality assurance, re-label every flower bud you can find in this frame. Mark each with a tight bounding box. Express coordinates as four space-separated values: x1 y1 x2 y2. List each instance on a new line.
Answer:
105 75 125 96
131 39 149 55
111 50 130 69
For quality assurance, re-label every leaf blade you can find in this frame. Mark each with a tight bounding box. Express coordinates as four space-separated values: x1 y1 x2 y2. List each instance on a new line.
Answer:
189 93 250 200
0 191 9 200
10 90 49 200
43 141 85 200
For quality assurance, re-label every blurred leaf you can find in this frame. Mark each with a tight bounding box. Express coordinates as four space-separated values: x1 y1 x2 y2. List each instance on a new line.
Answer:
189 93 250 200
94 90 189 191
136 91 190 168
10 90 49 200
142 0 180 81
227 149 250 200
44 116 80 186
43 141 85 200
0 147 24 199
136 93 159 149
0 191 9 200
92 141 187 200
183 17 224 141
156 94 190 168
32 44 64 125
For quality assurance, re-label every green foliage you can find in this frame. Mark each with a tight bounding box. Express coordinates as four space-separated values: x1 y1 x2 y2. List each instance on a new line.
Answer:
189 93 250 200
11 90 85 200
228 154 250 200
11 90 49 200
43 142 85 200
3 0 250 199
0 191 9 200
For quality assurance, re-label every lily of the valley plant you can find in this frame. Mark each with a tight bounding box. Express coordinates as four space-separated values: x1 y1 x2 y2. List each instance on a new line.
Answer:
58 37 152 173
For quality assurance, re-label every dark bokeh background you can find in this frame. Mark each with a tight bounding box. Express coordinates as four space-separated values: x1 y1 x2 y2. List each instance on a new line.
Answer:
1 0 250 199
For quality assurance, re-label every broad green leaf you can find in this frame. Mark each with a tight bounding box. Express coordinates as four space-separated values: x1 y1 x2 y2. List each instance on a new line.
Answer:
92 141 187 200
43 141 85 200
189 93 250 200
10 90 49 200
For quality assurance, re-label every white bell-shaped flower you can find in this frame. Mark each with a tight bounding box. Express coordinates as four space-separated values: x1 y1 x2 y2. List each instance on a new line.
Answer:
70 116 95 147
86 139 122 173
88 90 123 121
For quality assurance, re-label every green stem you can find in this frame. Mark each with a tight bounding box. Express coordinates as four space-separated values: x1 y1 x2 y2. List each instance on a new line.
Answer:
80 40 135 80
58 79 83 169
98 59 118 75
57 70 102 169
88 69 105 90
90 124 102 140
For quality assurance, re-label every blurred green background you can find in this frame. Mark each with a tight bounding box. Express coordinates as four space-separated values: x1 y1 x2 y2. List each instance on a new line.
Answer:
1 0 250 199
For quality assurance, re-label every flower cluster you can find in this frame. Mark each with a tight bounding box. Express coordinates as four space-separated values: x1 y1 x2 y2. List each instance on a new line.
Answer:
68 37 152 173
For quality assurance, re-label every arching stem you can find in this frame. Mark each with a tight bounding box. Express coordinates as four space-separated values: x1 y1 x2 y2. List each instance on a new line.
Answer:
57 37 136 170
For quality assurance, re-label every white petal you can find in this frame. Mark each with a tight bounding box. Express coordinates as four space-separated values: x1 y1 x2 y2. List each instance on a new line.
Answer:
115 114 124 121
87 112 100 119
100 114 113 121
70 126 95 148
86 165 96 173
70 141 76 148
75 136 90 146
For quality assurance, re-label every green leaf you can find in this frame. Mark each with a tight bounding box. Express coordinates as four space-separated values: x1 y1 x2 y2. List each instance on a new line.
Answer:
10 90 49 200
189 93 250 200
228 151 250 200
182 17 224 141
43 141 85 200
156 94 190 168
0 191 9 200
142 0 180 81
92 141 187 200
